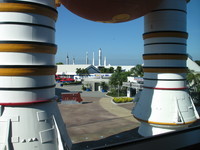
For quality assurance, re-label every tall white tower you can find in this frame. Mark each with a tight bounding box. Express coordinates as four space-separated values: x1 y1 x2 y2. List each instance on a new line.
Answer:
133 0 199 137
73 57 75 65
98 48 102 66
92 51 95 66
104 56 107 67
86 51 89 64
0 0 72 149
66 54 69 64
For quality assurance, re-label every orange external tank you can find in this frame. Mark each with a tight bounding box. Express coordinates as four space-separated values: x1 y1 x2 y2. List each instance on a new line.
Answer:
60 0 161 23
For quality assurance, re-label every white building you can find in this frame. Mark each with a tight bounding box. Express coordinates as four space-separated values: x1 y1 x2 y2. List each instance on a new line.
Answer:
56 64 100 78
187 57 200 73
106 65 135 72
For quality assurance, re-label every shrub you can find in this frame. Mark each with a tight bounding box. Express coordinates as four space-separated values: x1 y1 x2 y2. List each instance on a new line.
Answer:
113 97 133 103
107 88 127 97
63 81 82 85
82 85 86 91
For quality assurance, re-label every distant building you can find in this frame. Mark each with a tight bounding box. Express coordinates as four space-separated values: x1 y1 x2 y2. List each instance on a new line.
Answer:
105 65 135 72
82 78 109 92
187 57 200 73
56 64 100 78
123 76 143 97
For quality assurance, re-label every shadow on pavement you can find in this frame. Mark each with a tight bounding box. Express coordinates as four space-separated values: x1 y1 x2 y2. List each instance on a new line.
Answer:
72 127 142 150
82 102 93 104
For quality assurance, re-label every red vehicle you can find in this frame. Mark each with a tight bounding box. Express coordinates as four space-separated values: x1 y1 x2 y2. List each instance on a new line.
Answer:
60 78 75 82
55 75 61 81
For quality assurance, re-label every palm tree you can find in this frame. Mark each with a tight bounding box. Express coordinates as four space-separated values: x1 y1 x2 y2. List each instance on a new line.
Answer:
76 68 89 76
131 64 144 77
76 68 81 76
187 69 200 105
56 62 63 65
187 70 200 92
100 82 108 92
115 66 122 73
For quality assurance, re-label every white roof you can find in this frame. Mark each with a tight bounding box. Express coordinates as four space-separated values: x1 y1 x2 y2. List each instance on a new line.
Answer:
187 57 200 73
104 65 135 71
56 64 99 75
56 58 200 75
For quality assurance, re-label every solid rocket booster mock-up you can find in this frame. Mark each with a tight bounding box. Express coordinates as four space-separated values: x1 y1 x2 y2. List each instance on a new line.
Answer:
132 0 199 137
0 0 72 149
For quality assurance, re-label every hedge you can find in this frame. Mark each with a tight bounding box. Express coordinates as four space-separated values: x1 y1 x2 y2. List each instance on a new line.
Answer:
113 97 133 103
62 81 82 85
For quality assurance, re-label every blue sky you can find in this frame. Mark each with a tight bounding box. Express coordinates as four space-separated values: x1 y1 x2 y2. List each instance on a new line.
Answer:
55 1 200 65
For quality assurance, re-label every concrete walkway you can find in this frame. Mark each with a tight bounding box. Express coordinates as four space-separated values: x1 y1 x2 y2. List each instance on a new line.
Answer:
58 84 200 149
58 95 141 150
99 97 139 122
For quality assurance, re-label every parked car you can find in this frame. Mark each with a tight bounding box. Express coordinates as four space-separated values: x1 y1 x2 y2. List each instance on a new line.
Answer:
60 78 75 82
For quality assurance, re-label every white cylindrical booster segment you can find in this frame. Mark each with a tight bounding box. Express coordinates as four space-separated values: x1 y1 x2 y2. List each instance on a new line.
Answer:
12 0 57 8
144 11 186 32
0 0 57 104
132 0 199 137
0 12 55 27
0 0 72 149
0 76 55 88
143 59 186 67
0 53 55 65
143 80 187 89
0 24 55 43
144 72 187 80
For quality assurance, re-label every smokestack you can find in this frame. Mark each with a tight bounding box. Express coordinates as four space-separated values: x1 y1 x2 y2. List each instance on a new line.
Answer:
98 48 102 66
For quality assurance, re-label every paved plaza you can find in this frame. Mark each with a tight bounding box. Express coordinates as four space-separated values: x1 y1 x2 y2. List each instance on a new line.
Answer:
56 84 141 149
56 83 200 150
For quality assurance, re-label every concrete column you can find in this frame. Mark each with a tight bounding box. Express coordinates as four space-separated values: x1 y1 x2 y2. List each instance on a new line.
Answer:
133 0 199 137
0 0 71 149
127 87 131 97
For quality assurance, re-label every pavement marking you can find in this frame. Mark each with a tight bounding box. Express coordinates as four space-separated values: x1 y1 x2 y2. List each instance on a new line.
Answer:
99 97 139 123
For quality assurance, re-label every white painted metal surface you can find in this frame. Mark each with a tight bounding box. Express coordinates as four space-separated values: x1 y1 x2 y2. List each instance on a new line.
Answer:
0 0 72 149
19 0 56 8
0 101 71 150
0 53 55 65
0 76 55 88
133 0 199 137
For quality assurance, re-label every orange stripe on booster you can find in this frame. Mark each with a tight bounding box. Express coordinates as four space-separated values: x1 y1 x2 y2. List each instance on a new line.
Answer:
143 67 187 73
0 67 57 76
143 31 188 39
0 3 58 21
0 43 57 54
134 116 196 126
143 54 188 60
